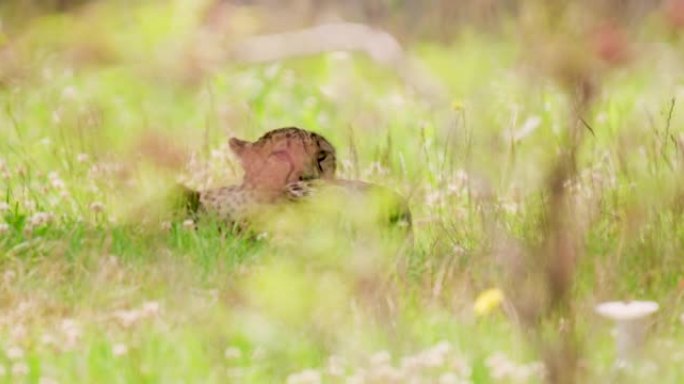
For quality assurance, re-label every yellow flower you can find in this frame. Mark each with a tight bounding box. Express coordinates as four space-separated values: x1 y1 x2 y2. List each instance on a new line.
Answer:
451 100 465 111
474 288 504 316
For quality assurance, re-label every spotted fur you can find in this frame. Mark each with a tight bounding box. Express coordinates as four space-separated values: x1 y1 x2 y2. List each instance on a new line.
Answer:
185 127 336 228
230 126 336 187
287 178 412 230
182 126 411 236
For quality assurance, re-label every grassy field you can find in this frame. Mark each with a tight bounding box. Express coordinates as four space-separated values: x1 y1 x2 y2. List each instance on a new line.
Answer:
1 2 684 383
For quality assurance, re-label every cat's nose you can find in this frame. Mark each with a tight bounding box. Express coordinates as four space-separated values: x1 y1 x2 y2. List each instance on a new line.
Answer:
298 174 315 182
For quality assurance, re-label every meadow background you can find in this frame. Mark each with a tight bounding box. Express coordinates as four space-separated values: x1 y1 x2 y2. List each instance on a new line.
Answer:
1 0 684 383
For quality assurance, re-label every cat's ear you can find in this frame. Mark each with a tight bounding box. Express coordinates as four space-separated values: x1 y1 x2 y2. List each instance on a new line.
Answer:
228 137 250 157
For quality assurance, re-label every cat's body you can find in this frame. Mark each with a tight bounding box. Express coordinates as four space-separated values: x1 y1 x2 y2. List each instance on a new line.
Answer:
181 126 411 236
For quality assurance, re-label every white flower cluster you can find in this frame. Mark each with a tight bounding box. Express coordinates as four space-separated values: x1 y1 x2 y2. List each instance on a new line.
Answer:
112 301 162 329
287 341 475 384
485 352 545 382
24 212 54 235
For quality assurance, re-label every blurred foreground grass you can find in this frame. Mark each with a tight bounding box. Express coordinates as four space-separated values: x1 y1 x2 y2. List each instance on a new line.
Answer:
2 1 684 383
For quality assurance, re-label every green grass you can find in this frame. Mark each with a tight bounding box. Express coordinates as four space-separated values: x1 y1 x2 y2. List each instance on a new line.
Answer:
2 2 684 383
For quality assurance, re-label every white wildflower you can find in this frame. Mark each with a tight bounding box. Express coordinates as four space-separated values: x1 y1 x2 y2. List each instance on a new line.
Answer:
326 355 345 376
112 343 128 357
501 200 519 215
60 319 81 350
49 175 65 189
5 346 24 360
251 347 265 360
264 64 281 79
10 325 26 341
3 270 15 283
61 86 78 100
451 356 472 378
438 372 461 384
369 350 391 367
210 150 224 160
346 370 366 384
286 369 321 384
425 190 444 207
29 212 53 227
485 352 516 380
41 333 57 347
113 310 141 328
11 362 28 376
368 365 402 382
447 182 462 195
89 202 104 213
431 341 451 356
512 115 541 142
415 341 451 368
385 92 406 108
400 356 421 375
224 347 242 360
141 301 161 317
22 199 35 211
455 169 469 183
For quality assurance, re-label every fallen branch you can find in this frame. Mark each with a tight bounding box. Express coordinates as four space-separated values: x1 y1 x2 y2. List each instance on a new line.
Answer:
225 22 448 107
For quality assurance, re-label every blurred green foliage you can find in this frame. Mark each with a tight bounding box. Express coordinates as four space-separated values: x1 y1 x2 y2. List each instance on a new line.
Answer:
0 0 684 383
